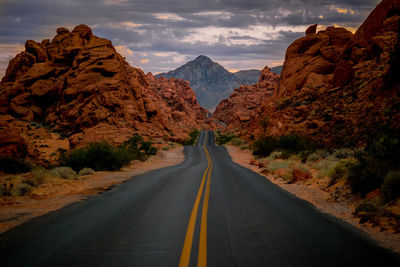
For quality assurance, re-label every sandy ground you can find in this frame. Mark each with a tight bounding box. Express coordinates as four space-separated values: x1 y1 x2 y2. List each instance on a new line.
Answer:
0 146 185 234
225 145 400 254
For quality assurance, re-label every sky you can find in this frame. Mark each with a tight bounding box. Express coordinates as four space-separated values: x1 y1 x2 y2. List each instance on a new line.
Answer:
0 0 380 77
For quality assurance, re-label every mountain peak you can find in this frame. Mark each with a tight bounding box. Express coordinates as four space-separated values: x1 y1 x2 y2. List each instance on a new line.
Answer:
194 55 212 62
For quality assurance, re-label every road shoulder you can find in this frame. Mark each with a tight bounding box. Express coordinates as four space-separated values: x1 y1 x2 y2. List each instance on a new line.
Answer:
225 144 400 254
0 146 185 234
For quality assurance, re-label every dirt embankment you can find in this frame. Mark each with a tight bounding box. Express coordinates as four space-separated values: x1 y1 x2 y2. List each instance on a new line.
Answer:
0 146 185 233
225 145 400 254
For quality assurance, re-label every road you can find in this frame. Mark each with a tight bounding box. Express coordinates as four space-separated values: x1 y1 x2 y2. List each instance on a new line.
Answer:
1 131 399 266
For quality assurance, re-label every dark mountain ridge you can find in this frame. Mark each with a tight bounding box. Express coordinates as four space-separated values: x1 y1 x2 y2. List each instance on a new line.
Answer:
156 55 241 111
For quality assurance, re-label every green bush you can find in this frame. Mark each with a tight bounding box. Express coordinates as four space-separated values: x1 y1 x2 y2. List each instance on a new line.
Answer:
346 128 400 197
14 183 32 196
329 157 359 182
253 135 317 158
267 161 290 171
51 167 78 180
230 137 243 146
381 170 400 203
307 152 322 162
253 136 278 157
354 199 384 223
347 153 383 196
216 132 235 145
366 127 400 169
268 151 283 160
316 159 339 178
32 167 55 185
63 142 120 172
0 156 32 174
0 184 13 197
62 135 158 171
180 130 200 146
140 141 157 155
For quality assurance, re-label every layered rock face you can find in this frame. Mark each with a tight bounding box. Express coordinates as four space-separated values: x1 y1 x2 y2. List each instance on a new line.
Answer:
0 25 207 163
221 0 400 146
213 67 278 127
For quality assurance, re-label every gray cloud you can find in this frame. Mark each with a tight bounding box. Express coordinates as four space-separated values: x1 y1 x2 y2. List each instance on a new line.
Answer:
0 0 379 76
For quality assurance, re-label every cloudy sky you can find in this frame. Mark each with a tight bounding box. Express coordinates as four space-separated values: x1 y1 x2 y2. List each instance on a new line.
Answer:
0 0 379 77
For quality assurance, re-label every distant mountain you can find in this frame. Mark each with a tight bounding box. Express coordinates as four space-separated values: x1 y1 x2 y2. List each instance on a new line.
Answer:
271 66 283 74
156 55 242 111
233 69 260 85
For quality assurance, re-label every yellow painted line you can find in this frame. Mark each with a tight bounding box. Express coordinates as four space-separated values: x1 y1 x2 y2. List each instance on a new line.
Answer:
198 146 212 267
179 134 210 267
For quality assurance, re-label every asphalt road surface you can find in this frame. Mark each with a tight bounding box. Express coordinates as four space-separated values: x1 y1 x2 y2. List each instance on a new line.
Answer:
1 131 400 266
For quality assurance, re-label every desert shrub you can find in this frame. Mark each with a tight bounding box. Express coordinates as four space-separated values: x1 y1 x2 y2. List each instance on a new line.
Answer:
381 170 400 203
366 127 400 169
345 128 400 196
78 168 95 176
282 173 294 183
268 151 283 160
14 183 32 196
329 157 359 182
180 129 200 146
347 153 382 196
32 167 55 185
0 183 13 197
307 150 330 162
63 135 157 171
230 137 243 146
332 148 361 159
216 132 235 145
51 167 78 180
277 135 317 154
253 134 317 158
0 156 32 174
267 161 290 171
317 159 339 178
123 134 143 156
253 136 278 157
354 199 385 225
140 141 158 155
307 152 321 162
63 142 119 171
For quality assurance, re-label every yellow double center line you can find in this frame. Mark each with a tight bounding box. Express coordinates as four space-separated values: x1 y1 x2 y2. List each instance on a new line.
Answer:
179 133 212 267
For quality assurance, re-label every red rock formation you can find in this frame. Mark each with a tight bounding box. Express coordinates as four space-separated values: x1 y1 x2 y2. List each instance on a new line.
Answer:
220 0 400 147
0 24 208 161
305 24 318 35
0 129 28 158
147 74 208 127
212 67 278 129
0 115 69 166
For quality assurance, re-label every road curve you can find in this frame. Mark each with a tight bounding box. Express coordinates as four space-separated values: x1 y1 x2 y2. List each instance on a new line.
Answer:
1 131 399 266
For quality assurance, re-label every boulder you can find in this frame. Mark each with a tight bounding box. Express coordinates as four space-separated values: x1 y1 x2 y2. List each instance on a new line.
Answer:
292 168 311 181
0 130 28 158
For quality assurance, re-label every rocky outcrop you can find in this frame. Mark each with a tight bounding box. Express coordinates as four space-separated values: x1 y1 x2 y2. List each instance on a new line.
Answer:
213 67 278 127
0 25 208 163
0 115 69 166
0 128 28 158
147 74 209 132
220 0 400 147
